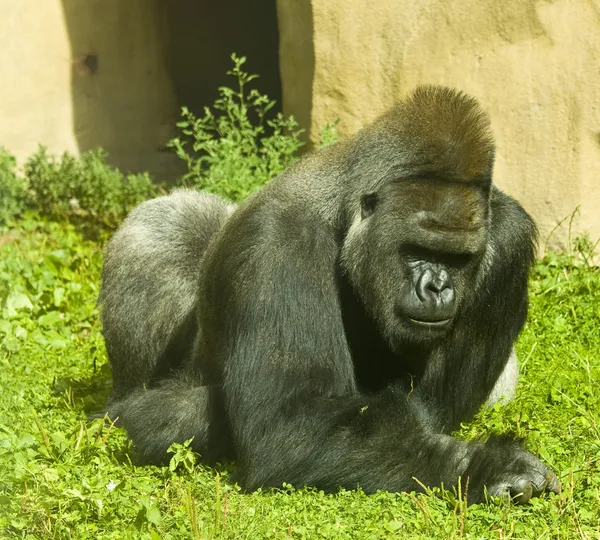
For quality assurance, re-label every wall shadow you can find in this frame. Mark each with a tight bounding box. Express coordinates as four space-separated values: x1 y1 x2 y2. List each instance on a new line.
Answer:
165 1 281 118
60 0 282 182
276 0 315 149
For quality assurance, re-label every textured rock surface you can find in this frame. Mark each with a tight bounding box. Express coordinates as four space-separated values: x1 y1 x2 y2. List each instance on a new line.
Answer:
278 0 600 250
0 1 180 178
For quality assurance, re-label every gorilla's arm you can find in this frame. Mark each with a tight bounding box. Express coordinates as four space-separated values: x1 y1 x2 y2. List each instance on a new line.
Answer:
201 203 554 502
417 189 537 430
211 210 461 492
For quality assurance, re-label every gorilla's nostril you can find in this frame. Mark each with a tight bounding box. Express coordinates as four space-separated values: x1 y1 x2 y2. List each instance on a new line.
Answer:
426 280 447 294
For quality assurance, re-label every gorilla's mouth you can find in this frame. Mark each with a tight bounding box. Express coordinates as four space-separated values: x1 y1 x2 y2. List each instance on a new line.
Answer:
407 317 452 329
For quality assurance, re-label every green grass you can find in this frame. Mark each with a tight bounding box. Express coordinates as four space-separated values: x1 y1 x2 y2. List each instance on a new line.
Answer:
0 215 599 539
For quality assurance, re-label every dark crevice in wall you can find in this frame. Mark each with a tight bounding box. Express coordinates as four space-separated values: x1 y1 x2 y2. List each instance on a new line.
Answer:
61 0 281 181
165 1 281 118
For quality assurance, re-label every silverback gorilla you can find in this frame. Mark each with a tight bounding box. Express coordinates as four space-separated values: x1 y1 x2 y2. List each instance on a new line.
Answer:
100 86 560 504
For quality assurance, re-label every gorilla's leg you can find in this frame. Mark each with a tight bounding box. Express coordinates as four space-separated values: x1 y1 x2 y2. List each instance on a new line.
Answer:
100 189 235 400
485 348 519 407
107 375 232 464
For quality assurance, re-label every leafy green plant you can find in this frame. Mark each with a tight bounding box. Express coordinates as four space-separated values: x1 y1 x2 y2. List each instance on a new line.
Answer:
319 120 341 149
169 54 304 202
168 439 200 474
24 146 157 227
0 146 26 223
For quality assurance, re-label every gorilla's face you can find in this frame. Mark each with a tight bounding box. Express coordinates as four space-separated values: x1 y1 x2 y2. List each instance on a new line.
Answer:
341 178 490 350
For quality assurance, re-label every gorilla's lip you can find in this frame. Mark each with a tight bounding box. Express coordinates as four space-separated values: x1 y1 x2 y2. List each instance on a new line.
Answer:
407 317 452 329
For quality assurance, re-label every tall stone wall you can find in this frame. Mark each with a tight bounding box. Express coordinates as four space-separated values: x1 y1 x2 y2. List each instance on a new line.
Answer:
278 0 600 250
0 1 181 179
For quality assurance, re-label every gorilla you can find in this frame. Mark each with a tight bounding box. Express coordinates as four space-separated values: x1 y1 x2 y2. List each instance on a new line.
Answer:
100 86 560 504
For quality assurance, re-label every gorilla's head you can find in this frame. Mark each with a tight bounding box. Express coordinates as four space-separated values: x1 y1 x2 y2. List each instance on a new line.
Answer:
340 86 495 350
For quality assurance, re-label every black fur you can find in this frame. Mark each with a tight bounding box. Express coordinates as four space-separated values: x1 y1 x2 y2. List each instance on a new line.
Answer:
100 87 559 503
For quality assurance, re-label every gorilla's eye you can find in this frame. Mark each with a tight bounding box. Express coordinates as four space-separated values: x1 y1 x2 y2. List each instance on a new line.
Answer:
403 244 473 268
444 252 474 268
360 193 378 219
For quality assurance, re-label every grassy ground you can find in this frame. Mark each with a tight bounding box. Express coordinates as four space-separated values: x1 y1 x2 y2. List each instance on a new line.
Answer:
0 215 599 539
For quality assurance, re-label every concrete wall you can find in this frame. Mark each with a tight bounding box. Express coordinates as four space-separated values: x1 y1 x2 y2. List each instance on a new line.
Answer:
277 0 600 250
0 0 280 181
1 1 181 178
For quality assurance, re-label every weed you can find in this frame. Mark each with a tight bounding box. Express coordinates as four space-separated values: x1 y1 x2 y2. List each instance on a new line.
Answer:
0 147 26 223
168 54 304 202
319 120 341 149
25 146 157 227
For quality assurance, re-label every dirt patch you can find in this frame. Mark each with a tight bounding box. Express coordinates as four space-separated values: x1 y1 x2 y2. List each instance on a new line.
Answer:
0 231 19 248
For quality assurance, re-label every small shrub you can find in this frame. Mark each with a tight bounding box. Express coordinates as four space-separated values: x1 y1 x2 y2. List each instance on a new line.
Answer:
318 120 341 149
0 147 26 223
169 54 304 202
25 146 157 226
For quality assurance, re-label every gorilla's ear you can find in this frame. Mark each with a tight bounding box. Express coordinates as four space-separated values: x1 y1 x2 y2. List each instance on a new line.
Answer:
360 193 378 219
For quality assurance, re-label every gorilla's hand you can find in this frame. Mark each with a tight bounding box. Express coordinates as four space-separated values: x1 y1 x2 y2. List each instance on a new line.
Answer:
464 437 561 504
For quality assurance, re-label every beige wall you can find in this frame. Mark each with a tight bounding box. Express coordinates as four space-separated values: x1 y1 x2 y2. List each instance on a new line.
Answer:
1 3 78 161
278 0 600 251
0 1 181 179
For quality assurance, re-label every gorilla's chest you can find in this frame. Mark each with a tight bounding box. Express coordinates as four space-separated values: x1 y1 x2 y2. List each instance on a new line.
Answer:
340 284 429 393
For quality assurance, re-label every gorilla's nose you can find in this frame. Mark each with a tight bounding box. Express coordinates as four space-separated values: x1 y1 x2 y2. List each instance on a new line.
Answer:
415 268 455 318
